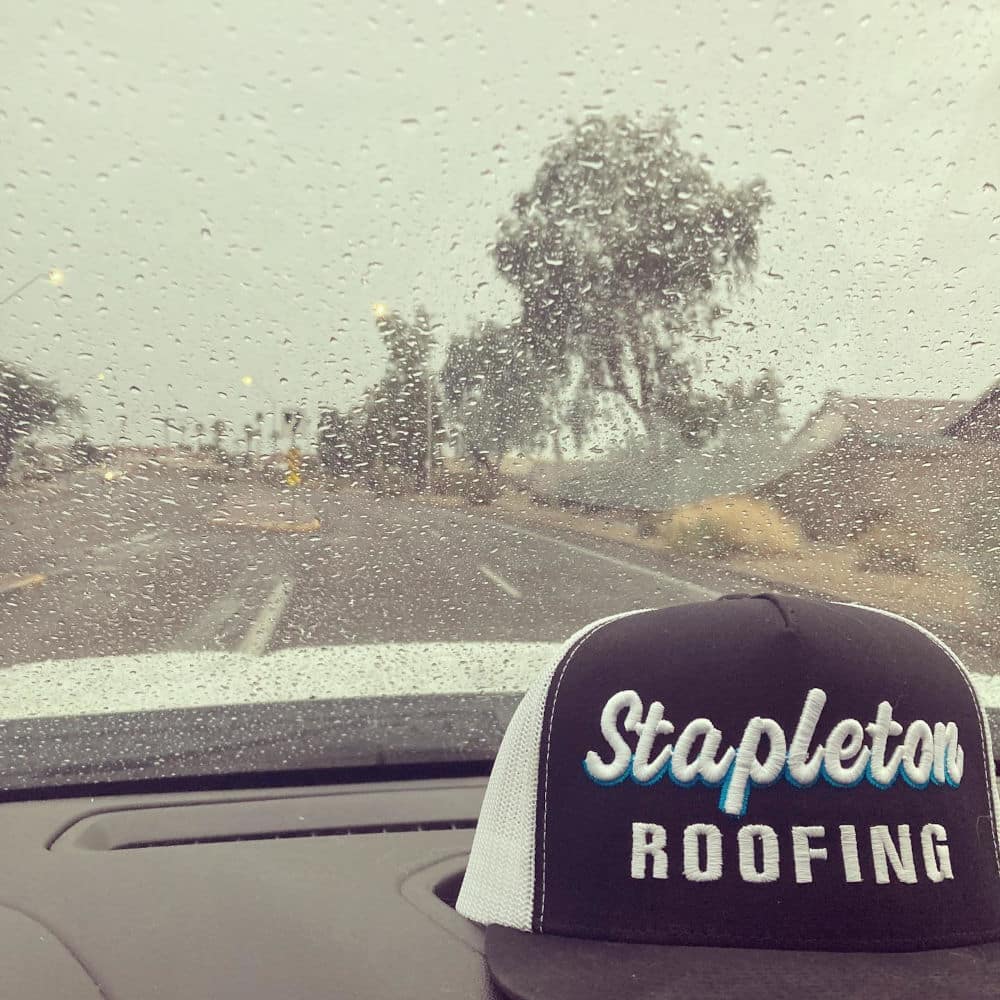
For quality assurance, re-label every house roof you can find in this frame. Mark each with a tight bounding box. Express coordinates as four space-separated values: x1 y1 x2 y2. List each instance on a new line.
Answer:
944 384 1000 442
789 395 971 455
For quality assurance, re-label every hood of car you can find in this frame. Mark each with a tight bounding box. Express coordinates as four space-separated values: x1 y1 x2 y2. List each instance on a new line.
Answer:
0 642 564 721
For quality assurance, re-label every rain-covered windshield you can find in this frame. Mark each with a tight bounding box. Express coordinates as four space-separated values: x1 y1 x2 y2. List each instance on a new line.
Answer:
2 1 999 784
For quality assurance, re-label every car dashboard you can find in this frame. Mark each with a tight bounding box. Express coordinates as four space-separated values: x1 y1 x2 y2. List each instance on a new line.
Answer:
0 777 493 999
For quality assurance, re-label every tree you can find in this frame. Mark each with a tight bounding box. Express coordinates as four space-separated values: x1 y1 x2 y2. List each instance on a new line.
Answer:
717 369 786 443
70 435 102 467
0 360 74 484
358 307 443 487
316 406 356 478
283 408 306 446
441 320 546 465
709 368 787 477
210 418 226 451
495 112 769 446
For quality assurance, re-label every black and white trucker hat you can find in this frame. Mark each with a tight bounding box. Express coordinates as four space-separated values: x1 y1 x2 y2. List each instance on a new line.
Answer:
456 594 1000 998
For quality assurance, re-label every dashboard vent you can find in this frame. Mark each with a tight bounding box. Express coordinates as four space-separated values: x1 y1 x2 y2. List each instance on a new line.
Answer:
50 783 486 852
118 819 477 850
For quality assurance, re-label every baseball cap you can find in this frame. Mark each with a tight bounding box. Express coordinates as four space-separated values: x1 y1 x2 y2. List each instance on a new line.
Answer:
456 594 1000 999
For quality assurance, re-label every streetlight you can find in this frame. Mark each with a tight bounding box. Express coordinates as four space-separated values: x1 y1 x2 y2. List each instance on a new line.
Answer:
0 269 64 309
425 366 435 491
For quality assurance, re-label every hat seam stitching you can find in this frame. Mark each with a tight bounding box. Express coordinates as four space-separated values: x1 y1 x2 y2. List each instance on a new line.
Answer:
538 613 641 932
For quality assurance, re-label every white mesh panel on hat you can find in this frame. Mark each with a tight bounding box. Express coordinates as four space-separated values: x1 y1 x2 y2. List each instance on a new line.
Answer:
456 609 650 931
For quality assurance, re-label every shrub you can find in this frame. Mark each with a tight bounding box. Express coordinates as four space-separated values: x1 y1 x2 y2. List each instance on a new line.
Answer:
644 495 804 558
70 436 103 467
856 521 927 575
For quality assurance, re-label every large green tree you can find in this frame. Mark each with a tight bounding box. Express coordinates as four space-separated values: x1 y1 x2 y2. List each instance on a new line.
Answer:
0 360 74 484
358 307 443 486
494 112 769 446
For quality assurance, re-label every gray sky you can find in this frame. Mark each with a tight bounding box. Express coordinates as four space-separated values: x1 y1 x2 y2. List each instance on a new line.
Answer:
3 0 999 444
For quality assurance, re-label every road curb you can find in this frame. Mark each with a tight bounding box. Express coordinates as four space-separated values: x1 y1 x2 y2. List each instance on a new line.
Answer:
209 517 321 533
481 500 998 652
0 573 46 596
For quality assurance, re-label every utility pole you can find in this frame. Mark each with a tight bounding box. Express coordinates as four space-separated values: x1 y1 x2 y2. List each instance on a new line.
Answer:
425 367 434 491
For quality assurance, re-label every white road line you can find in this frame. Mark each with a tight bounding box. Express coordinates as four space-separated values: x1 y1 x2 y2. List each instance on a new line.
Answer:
128 529 162 546
237 575 295 656
90 528 166 559
497 524 719 601
171 591 247 650
478 564 523 599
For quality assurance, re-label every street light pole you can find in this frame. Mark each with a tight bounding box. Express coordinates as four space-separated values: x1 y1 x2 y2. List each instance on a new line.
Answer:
0 269 64 309
425 366 434 491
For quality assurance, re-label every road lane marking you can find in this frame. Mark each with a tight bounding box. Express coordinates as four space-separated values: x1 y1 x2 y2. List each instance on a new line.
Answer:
209 517 321 533
170 566 269 652
478 564 522 599
237 575 295 656
171 591 247 651
129 529 162 546
90 528 168 559
496 525 719 601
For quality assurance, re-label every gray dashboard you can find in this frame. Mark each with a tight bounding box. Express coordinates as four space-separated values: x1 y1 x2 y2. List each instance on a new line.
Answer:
0 777 492 999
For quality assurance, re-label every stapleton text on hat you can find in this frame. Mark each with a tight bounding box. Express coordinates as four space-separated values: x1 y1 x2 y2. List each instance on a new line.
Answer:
582 688 965 816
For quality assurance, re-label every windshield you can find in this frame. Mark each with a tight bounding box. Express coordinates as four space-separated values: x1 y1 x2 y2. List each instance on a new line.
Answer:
3 0 999 788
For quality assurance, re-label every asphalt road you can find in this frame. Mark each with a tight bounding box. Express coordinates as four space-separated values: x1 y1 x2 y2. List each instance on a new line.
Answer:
0 470 727 670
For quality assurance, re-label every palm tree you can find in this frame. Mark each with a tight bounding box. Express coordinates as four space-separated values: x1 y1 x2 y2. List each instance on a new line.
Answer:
211 418 226 451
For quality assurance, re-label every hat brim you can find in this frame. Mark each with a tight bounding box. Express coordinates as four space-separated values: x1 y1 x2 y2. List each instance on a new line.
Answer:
485 924 1000 1000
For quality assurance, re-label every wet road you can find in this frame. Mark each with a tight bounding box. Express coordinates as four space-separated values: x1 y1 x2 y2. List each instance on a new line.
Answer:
0 470 723 669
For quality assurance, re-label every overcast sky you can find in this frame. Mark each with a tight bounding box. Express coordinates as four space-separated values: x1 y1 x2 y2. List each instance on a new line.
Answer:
2 0 998 444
